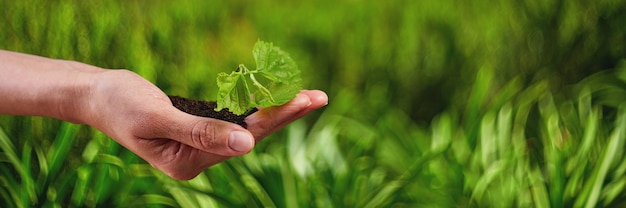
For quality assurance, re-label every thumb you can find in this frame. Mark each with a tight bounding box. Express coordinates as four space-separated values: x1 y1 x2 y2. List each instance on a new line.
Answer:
142 108 256 156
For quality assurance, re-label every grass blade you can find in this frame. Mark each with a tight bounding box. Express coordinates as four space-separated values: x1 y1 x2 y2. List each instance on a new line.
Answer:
580 106 626 208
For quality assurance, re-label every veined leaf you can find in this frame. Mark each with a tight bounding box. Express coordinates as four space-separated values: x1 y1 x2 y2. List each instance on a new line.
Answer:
216 40 302 115
251 41 301 107
215 68 253 115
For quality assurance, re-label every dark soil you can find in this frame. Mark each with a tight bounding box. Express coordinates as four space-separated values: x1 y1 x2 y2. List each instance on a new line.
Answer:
168 95 257 128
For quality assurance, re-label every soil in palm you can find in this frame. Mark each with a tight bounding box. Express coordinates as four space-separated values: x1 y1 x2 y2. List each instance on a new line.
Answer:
168 95 256 128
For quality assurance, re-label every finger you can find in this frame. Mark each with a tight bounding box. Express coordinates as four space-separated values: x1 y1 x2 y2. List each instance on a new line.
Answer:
246 90 328 140
267 90 328 130
136 107 256 157
291 90 329 119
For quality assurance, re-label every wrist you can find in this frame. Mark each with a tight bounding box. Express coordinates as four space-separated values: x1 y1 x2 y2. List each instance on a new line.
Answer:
0 50 107 124
53 60 106 124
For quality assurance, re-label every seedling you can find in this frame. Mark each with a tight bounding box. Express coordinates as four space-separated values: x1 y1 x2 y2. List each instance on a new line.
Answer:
169 40 301 127
215 40 302 115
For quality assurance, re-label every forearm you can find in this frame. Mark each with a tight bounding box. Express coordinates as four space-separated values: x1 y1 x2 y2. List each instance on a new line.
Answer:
0 50 104 123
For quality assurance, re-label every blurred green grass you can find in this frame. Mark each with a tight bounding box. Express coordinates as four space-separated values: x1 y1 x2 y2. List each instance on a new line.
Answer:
1 0 626 207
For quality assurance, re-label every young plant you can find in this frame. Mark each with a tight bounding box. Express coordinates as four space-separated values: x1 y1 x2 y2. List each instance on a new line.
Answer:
215 40 302 115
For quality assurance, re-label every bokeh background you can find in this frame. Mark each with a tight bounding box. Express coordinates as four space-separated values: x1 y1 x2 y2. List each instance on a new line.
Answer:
2 0 626 207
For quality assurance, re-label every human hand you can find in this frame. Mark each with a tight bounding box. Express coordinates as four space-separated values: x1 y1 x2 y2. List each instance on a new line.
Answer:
82 70 328 180
0 50 327 180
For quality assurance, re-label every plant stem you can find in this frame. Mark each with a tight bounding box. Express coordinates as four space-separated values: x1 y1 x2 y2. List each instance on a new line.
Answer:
248 73 275 103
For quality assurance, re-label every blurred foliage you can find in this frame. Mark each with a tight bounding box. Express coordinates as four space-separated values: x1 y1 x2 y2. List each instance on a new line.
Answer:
1 0 626 207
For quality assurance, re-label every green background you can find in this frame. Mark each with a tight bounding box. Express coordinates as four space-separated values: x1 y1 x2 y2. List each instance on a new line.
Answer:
1 0 626 207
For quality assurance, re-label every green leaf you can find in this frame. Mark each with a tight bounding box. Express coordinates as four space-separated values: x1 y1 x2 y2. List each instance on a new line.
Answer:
251 40 301 107
215 68 253 115
216 40 302 115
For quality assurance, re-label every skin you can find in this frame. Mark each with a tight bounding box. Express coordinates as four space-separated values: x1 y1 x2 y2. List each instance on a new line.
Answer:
0 49 328 180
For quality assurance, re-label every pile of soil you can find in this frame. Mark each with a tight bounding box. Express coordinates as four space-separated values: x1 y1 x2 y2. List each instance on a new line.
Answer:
168 95 256 128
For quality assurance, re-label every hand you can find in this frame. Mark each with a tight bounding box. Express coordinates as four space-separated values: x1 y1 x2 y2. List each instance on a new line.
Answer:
83 70 328 180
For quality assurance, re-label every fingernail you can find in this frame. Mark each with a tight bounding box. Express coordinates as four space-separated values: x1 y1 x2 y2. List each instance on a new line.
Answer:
229 131 254 152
